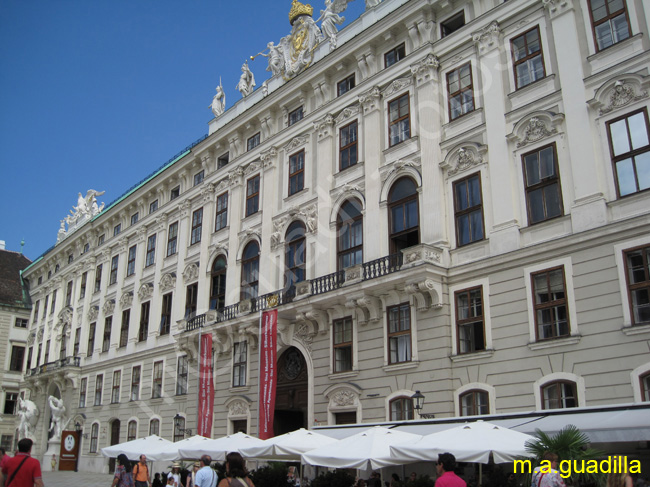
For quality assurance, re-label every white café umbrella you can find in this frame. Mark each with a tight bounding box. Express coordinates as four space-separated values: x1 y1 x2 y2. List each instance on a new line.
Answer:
155 434 212 460
240 428 339 460
178 432 266 461
302 426 422 470
101 435 175 462
391 420 536 464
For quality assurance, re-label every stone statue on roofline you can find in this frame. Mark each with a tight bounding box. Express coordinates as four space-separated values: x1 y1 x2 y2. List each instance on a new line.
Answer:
316 0 352 50
211 78 226 117
366 0 381 8
236 61 256 97
58 189 106 241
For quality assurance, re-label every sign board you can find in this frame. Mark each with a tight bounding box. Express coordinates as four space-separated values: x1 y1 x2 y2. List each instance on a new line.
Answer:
59 430 80 471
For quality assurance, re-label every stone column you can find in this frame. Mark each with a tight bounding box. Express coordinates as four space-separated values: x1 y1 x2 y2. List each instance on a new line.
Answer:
198 183 216 312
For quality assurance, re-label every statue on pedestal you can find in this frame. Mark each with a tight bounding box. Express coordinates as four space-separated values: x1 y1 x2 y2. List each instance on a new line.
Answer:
211 79 226 117
17 397 39 440
48 396 66 440
236 62 256 97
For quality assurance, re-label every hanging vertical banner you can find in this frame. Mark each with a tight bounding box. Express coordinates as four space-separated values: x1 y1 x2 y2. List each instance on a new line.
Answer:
197 333 214 437
258 309 278 440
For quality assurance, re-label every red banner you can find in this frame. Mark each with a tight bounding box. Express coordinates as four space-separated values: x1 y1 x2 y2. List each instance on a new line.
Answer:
258 309 278 440
197 333 214 437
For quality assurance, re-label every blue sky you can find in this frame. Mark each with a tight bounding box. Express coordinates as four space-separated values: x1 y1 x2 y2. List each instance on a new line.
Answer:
0 0 367 261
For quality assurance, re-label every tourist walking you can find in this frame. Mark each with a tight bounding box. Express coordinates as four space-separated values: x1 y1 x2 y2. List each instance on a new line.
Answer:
112 454 134 487
168 463 184 487
134 455 151 487
217 452 251 487
531 453 566 487
435 453 466 487
0 438 43 487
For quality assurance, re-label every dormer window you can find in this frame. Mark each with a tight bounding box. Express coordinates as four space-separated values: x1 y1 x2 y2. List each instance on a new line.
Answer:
289 106 304 126
217 152 230 169
384 43 405 68
441 11 465 37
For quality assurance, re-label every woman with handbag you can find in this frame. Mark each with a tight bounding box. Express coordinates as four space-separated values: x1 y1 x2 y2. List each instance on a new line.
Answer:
112 454 135 487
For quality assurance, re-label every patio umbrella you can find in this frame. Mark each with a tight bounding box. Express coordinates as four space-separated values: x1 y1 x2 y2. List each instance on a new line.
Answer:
302 426 422 470
390 420 536 464
178 431 266 461
240 428 339 460
101 435 175 462
154 434 212 460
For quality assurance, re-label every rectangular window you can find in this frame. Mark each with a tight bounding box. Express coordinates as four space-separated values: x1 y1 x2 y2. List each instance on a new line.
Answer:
131 366 141 401
217 152 230 169
441 11 465 37
511 26 545 89
176 355 188 395
126 245 136 277
588 0 630 52
87 322 96 358
170 186 180 200
606 109 650 197
388 93 410 147
522 143 563 224
9 346 24 372
50 290 56 314
130 212 139 226
532 267 570 339
333 317 353 373
288 150 305 196
113 223 121 237
447 63 474 121
337 74 356 96
139 302 150 342
146 234 156 267
152 360 163 398
339 121 358 171
98 234 105 246
127 421 137 441
191 208 203 245
453 173 484 246
14 318 28 329
42 296 48 319
33 301 40 323
83 243 90 254
36 344 41 367
288 106 304 126
80 272 87 299
388 303 411 364
193 170 205 186
119 310 130 348
246 175 260 216
110 255 119 284
149 419 160 436
215 192 228 231
111 370 121 403
90 423 98 452
94 265 102 293
68 253 74 264
149 199 158 214
160 293 173 336
26 347 33 370
79 378 87 408
65 280 73 306
44 340 50 364
247 132 261 151
73 327 81 356
233 342 247 387
624 245 650 325
3 393 17 415
384 43 405 68
185 284 198 318
455 287 486 353
94 374 103 406
102 316 112 352
167 221 179 256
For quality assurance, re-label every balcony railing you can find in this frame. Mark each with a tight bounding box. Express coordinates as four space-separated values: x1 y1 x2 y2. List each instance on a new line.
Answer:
252 286 296 313
186 313 206 331
311 270 345 296
26 356 81 377
363 252 403 280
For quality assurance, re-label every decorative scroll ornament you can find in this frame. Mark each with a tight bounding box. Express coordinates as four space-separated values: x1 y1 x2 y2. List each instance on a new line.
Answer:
332 390 356 406
159 272 177 292
313 114 335 139
57 307 73 326
283 134 310 153
472 20 501 54
410 54 440 85
182 263 199 283
229 400 249 417
335 105 359 124
446 146 486 177
358 86 381 113
293 323 313 353
600 80 648 115
518 117 556 148
138 283 154 301
382 77 413 98
260 146 279 168
88 305 99 322
119 292 133 309
102 299 115 316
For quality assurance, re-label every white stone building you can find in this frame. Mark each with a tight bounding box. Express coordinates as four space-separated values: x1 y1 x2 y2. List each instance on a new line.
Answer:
19 0 650 473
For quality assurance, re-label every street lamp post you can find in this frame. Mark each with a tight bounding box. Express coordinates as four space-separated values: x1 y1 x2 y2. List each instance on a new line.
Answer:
411 390 425 419
74 422 82 472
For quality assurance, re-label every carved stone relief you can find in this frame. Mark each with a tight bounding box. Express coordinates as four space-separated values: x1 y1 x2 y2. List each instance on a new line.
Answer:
182 263 199 283
138 283 154 301
102 299 115 316
159 273 177 292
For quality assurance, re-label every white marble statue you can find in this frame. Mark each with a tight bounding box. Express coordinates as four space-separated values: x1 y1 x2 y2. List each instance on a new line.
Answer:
211 80 226 117
48 396 66 440
17 397 39 440
366 0 381 7
317 0 349 50
57 220 67 243
236 62 256 97
262 42 285 77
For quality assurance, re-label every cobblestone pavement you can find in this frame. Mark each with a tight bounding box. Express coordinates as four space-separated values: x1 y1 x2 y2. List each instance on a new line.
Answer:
42 470 114 487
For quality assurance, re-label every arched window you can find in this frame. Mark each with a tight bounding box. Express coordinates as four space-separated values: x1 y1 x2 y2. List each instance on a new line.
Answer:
285 221 306 288
641 372 650 402
459 390 489 416
173 416 185 442
388 177 419 253
90 423 99 452
389 396 414 421
541 381 577 409
149 418 160 436
127 420 137 441
337 199 363 270
210 255 227 310
241 242 260 300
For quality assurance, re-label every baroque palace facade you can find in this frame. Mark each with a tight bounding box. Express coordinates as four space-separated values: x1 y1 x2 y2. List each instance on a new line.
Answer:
18 0 650 473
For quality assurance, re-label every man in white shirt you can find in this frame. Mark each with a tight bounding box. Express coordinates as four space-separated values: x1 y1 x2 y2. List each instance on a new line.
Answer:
195 455 218 487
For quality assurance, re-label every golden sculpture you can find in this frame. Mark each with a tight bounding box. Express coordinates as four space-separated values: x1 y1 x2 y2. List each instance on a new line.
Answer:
289 0 314 24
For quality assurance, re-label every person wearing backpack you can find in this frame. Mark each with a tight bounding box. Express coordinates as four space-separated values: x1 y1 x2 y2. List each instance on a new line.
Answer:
0 438 43 487
134 455 151 487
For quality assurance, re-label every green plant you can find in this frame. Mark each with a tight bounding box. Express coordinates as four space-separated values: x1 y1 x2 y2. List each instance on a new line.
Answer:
249 462 289 487
524 425 605 487
310 470 356 487
396 474 436 487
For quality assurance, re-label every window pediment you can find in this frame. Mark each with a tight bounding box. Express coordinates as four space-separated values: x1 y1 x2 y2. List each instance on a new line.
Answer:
440 142 487 178
508 110 564 148
589 74 650 116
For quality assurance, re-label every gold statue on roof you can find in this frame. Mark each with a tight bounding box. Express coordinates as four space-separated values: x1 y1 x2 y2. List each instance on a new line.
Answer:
289 0 314 24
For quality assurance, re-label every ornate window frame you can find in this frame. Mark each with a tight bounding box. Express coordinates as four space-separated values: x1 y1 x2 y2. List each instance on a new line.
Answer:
614 235 650 332
455 382 495 417
324 384 362 425
226 397 251 435
533 372 586 410
449 278 494 359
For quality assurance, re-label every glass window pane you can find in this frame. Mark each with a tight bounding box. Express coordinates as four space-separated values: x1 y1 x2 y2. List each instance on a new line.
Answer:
525 154 540 186
512 36 526 61
468 176 481 206
612 14 629 43
461 90 474 113
450 95 461 119
460 65 472 87
529 188 545 223
517 64 531 88
531 56 544 82
457 215 469 246
455 180 468 210
526 29 540 53
540 147 555 179
470 210 484 241
448 71 459 93
544 184 562 218
628 113 649 150
616 158 637 196
590 0 607 22
457 293 469 320
534 274 549 304
636 153 650 191
406 200 418 229
595 22 613 50
608 0 624 12
631 289 650 323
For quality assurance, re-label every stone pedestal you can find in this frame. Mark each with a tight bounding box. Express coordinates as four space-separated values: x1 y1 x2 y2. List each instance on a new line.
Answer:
42 438 61 472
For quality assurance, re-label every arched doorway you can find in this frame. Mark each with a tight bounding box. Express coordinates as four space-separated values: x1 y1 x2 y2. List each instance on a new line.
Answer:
108 419 120 472
274 347 308 436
